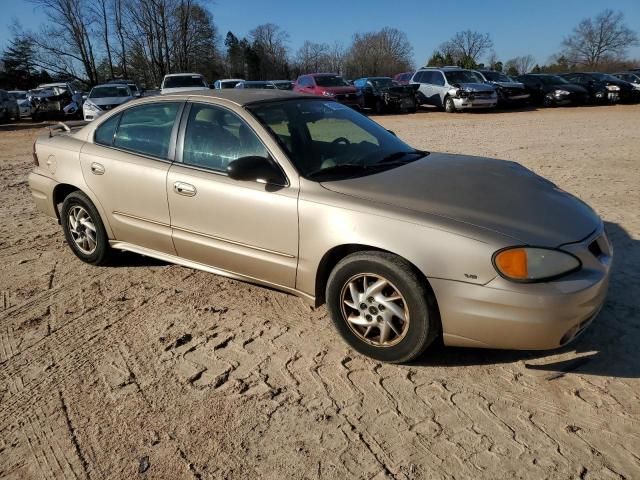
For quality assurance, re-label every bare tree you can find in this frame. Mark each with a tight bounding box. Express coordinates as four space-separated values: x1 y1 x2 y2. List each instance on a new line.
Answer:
439 30 493 66
344 27 413 78
562 9 638 67
505 54 535 74
294 41 344 74
249 23 289 79
93 0 114 79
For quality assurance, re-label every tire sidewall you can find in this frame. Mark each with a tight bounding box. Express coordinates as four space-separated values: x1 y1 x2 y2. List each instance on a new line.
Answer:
61 192 109 265
326 253 434 363
445 96 456 113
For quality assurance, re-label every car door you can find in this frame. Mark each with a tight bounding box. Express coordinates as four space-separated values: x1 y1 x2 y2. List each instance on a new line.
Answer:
79 101 184 254
166 101 299 288
432 72 448 107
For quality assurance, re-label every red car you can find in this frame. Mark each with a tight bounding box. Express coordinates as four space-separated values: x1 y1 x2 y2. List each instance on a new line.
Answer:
293 73 362 108
393 72 414 85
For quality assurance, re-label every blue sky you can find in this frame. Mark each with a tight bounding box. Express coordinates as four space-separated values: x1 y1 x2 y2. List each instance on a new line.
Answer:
2 0 639 67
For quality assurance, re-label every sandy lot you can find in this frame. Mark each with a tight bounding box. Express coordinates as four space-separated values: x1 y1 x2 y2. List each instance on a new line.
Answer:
0 105 639 479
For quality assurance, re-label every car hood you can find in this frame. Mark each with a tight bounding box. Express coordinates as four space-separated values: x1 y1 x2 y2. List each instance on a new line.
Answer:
161 86 209 94
492 81 526 89
452 82 495 93
321 86 357 94
89 96 132 106
320 153 600 246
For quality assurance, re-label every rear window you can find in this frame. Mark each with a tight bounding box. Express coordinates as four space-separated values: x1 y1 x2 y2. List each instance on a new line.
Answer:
163 75 207 89
112 102 180 159
90 86 130 98
314 75 349 87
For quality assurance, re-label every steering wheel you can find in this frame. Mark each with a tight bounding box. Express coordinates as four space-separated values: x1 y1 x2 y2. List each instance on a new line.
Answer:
331 137 351 146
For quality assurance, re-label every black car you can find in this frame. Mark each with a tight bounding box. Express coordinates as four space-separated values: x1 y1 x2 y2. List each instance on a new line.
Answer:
516 74 589 107
476 70 530 106
353 77 418 113
560 72 638 104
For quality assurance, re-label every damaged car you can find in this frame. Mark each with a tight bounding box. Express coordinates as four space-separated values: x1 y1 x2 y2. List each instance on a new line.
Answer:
29 82 83 120
517 74 589 107
353 77 418 113
411 67 497 112
560 72 639 104
475 70 530 106
83 83 134 121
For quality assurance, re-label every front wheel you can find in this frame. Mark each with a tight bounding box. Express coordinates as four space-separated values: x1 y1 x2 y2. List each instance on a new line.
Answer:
444 96 456 113
61 191 112 265
326 252 439 363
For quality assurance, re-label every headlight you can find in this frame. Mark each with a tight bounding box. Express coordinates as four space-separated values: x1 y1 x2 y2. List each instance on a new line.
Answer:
457 89 469 98
84 101 100 111
554 89 571 96
493 247 581 282
321 91 335 97
606 85 620 92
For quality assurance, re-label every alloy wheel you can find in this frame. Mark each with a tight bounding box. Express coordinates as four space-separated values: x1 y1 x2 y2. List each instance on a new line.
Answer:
340 273 410 347
67 205 98 254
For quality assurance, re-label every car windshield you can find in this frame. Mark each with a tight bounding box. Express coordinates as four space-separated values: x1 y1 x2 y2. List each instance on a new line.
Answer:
591 73 619 82
481 71 512 82
163 75 207 89
90 86 130 98
9 92 27 100
370 78 394 88
444 70 485 84
314 75 349 87
273 81 293 90
248 99 427 181
538 75 569 85
241 82 272 89
221 81 240 88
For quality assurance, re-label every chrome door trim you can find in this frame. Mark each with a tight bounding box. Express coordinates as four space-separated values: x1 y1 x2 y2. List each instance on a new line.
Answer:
171 225 296 258
109 241 313 304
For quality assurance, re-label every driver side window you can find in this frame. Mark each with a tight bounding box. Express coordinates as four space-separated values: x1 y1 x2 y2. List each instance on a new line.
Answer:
182 103 269 173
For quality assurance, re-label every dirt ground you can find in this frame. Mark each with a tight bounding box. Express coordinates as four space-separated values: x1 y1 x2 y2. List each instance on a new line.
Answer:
0 105 639 480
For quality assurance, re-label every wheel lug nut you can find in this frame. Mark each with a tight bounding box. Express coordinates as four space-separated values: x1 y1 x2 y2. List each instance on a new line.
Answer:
378 305 385 311
377 316 382 322
367 296 374 303
360 303 367 310
365 314 372 321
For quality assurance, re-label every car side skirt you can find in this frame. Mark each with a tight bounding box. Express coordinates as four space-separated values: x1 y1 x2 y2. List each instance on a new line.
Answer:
109 241 316 305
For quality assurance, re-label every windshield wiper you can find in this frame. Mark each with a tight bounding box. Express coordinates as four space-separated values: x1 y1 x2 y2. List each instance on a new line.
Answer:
376 149 429 164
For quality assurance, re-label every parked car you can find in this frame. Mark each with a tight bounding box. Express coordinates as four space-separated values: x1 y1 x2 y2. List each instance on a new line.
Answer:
411 67 497 112
213 79 244 89
270 80 294 90
393 72 414 85
293 73 362 108
83 83 134 121
475 70 530 106
234 81 276 89
353 77 417 113
0 89 20 122
612 72 640 90
160 73 209 95
516 74 589 107
8 90 33 117
107 79 142 97
27 90 612 363
559 72 633 104
30 82 83 120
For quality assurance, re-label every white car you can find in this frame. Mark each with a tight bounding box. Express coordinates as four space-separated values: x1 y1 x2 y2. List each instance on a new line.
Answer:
8 90 33 117
160 73 209 95
213 78 244 89
83 84 133 121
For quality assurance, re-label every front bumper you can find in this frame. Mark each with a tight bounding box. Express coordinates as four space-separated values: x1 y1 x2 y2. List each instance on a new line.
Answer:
431 228 612 350
453 96 497 110
83 107 105 121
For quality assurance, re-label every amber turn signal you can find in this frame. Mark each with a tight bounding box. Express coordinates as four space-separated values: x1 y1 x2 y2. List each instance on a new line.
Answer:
495 248 528 279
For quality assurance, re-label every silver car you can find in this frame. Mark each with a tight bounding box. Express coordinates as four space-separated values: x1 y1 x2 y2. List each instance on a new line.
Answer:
28 90 611 363
83 84 134 121
411 67 497 112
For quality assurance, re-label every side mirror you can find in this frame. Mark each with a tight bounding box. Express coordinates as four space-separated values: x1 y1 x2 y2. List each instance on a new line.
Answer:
387 129 397 137
227 156 287 186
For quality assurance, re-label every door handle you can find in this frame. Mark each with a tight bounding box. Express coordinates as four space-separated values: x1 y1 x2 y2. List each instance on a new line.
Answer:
173 181 197 197
90 162 105 175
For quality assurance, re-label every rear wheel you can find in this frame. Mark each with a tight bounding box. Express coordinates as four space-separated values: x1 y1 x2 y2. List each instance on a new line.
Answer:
326 252 439 363
61 191 112 265
444 96 456 113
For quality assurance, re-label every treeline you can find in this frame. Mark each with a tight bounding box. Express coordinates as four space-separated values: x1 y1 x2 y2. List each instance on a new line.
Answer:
0 3 637 91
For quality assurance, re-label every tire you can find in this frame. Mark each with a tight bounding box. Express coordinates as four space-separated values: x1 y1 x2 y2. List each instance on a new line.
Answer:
60 191 112 265
444 96 456 113
326 251 439 363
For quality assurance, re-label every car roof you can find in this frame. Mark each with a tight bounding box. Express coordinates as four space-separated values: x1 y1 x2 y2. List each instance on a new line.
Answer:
164 73 203 78
39 83 69 87
92 83 129 88
419 66 465 71
162 88 312 106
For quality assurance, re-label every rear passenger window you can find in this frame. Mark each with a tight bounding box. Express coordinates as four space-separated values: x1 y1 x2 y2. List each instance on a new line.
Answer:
113 102 180 159
94 114 120 146
433 73 445 86
182 104 269 172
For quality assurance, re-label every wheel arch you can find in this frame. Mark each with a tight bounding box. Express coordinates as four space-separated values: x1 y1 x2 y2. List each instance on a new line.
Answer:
51 183 114 237
314 243 439 313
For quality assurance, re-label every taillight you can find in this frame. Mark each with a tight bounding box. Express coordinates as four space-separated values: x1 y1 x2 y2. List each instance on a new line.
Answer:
32 142 39 166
